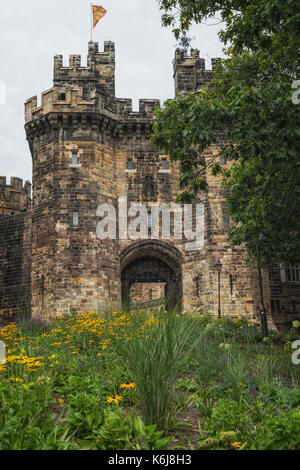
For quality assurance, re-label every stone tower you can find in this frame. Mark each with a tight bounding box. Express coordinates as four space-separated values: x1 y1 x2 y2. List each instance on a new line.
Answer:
21 40 300 328
0 177 31 216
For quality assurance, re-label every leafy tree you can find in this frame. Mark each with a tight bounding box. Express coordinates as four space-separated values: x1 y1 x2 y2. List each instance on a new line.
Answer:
153 0 300 265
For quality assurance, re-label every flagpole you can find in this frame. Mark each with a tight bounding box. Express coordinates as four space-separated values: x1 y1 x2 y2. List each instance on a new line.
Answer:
90 3 93 42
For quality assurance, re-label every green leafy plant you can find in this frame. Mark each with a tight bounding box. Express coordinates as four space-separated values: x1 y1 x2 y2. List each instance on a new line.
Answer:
80 408 172 450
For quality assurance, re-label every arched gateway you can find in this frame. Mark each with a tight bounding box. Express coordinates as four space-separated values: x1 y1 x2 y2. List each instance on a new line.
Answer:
120 241 183 311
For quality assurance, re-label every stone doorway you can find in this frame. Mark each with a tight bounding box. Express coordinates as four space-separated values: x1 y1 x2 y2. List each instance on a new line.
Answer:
120 241 182 311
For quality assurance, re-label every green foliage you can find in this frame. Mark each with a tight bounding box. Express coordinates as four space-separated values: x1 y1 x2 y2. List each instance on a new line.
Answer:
66 392 105 437
222 352 248 401
0 381 77 450
80 408 173 450
154 0 300 265
157 0 299 55
250 354 283 393
117 311 207 431
0 311 300 449
204 398 247 434
250 407 300 450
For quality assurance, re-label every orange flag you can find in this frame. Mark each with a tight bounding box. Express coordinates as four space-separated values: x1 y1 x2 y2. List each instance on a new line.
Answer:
92 5 107 28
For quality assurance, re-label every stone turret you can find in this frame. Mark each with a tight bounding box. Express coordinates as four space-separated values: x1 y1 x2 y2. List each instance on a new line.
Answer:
0 177 31 215
54 40 116 97
173 48 221 95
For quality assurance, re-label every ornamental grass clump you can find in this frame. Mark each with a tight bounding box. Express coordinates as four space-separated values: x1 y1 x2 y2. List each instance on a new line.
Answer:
117 309 207 431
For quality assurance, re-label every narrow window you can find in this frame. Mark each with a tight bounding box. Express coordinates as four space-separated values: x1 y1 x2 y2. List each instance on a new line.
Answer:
73 211 79 226
41 275 45 309
127 159 133 170
223 212 229 227
58 92 66 101
195 275 200 298
280 263 286 282
220 155 226 165
292 301 297 313
230 274 233 295
72 153 78 165
161 159 168 170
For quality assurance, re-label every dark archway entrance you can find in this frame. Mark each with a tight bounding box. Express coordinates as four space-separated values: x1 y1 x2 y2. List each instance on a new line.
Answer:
120 241 182 311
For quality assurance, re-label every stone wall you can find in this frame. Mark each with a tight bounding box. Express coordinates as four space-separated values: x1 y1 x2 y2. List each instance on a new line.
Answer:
0 212 31 319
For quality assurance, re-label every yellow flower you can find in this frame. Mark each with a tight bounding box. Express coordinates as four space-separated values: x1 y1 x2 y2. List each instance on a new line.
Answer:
10 378 24 383
106 395 123 404
120 382 136 390
232 441 241 449
58 398 64 404
292 320 300 329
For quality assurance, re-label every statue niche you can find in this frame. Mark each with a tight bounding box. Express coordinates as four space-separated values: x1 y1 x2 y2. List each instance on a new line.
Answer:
143 175 156 200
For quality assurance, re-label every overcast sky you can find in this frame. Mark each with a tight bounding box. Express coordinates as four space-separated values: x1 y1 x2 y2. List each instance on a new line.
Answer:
0 0 224 183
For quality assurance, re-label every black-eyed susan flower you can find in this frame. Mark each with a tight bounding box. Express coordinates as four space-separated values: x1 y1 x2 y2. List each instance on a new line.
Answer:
106 395 123 404
120 382 136 390
232 441 241 449
10 377 24 383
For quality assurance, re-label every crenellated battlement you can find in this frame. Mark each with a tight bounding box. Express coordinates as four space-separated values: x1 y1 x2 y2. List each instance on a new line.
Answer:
54 41 115 97
117 98 160 119
54 41 115 70
25 41 161 128
0 177 31 215
25 91 160 128
25 86 95 123
25 43 221 141
173 48 221 95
